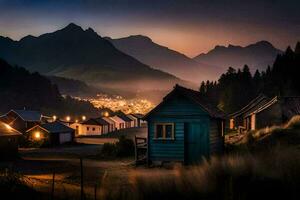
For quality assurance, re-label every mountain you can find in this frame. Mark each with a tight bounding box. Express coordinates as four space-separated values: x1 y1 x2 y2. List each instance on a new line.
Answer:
0 23 182 93
106 35 222 83
194 41 283 72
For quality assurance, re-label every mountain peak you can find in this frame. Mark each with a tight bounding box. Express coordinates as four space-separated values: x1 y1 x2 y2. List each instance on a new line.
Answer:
62 23 83 32
128 35 152 42
252 40 274 48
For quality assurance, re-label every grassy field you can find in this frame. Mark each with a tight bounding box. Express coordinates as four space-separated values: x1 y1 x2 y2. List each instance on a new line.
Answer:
1 121 300 200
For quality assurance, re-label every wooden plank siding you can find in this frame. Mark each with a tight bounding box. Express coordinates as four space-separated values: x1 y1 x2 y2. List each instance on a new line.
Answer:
209 119 224 154
148 95 210 162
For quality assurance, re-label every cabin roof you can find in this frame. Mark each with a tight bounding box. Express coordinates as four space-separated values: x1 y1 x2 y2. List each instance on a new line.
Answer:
94 118 110 125
144 85 225 119
131 114 144 119
0 121 22 137
229 94 268 118
26 122 74 133
245 96 300 118
102 117 115 124
117 114 132 122
109 116 125 123
4 109 42 122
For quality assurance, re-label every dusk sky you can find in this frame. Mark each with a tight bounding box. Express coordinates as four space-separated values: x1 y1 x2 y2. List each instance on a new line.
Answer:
0 0 299 57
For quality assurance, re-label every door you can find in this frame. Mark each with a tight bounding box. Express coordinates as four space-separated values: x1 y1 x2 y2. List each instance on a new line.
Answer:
59 132 72 144
185 122 209 164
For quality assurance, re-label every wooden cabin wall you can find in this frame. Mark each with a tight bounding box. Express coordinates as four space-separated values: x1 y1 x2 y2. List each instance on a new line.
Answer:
148 95 210 162
255 103 283 129
0 135 19 159
209 119 224 154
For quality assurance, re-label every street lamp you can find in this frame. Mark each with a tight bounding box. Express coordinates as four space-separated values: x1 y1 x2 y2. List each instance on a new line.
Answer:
66 116 71 121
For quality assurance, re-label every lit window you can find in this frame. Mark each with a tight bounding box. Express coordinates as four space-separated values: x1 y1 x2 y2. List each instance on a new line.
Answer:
154 123 174 139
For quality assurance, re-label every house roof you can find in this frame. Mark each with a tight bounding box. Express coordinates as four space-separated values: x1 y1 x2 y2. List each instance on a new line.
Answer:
0 121 22 137
126 114 137 120
144 85 225 119
102 117 115 124
109 116 125 123
229 94 268 118
117 114 132 122
131 114 144 119
26 122 74 133
94 118 110 125
81 118 100 126
6 109 42 122
244 96 300 118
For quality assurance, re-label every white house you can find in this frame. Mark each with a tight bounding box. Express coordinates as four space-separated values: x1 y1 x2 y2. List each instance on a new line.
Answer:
109 116 126 130
102 117 116 132
70 118 107 136
126 114 138 127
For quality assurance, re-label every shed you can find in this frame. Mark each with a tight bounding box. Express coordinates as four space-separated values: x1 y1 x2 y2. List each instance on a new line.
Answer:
26 122 75 145
102 117 116 132
70 118 106 136
0 109 41 133
132 114 147 127
109 116 126 130
127 114 138 127
94 118 110 134
117 114 133 128
244 96 300 131
144 85 225 165
0 122 22 159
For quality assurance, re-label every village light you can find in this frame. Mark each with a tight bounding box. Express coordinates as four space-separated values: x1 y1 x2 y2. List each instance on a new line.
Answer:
82 116 86 121
75 119 79 123
104 112 109 117
66 116 71 121
53 115 57 121
34 131 41 139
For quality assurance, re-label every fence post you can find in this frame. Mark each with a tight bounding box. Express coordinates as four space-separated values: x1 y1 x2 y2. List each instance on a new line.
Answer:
80 158 84 200
51 171 55 200
94 183 97 200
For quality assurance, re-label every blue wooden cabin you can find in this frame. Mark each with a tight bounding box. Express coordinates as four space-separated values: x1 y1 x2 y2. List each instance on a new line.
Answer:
144 85 225 165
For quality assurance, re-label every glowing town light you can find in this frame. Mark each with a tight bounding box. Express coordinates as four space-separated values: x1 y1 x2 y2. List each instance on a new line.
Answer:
34 131 41 139
53 115 57 121
75 119 79 123
5 124 12 130
66 116 71 121
82 116 86 121
104 112 109 117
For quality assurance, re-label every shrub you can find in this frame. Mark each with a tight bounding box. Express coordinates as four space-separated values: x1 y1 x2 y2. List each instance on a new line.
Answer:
101 136 135 158
0 169 40 199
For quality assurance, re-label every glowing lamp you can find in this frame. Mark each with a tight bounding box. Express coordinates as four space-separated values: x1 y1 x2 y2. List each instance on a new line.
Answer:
75 119 79 123
66 116 71 121
5 124 12 130
34 132 41 139
82 116 86 121
53 115 57 121
104 112 109 117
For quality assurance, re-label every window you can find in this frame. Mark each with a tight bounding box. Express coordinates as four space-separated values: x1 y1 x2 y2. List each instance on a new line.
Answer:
154 123 174 139
92 127 95 131
87 127 90 131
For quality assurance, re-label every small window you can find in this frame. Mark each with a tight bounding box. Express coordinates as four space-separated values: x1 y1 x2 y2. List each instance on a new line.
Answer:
154 123 174 139
87 127 90 131
92 127 95 131
156 124 164 138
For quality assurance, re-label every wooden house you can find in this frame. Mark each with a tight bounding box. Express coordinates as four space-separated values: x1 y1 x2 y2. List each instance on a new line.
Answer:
109 116 126 130
70 118 108 136
144 85 225 165
0 122 22 159
117 114 133 128
26 122 75 146
229 95 300 132
0 109 42 133
132 114 147 127
102 117 116 132
243 96 300 131
127 114 138 127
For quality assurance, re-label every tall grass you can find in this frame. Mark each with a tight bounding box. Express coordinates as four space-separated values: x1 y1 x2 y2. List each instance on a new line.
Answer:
100 116 300 200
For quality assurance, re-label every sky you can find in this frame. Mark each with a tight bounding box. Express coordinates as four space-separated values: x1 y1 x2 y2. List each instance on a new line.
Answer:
0 0 299 57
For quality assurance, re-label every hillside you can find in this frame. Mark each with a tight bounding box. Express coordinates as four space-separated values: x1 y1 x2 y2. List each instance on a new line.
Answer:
0 58 100 117
194 41 283 72
107 35 222 82
0 23 182 92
